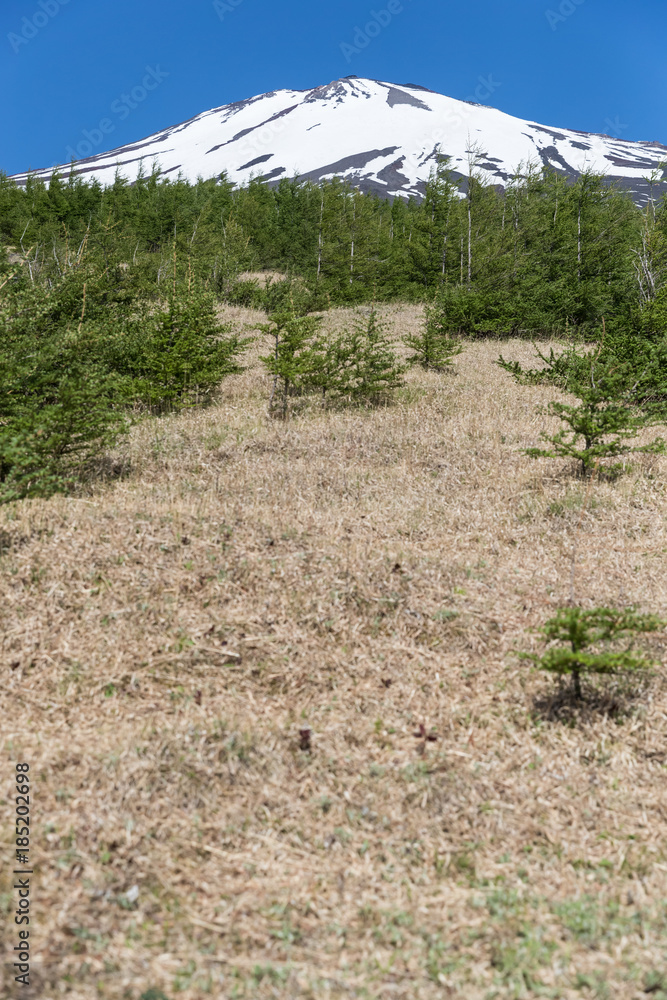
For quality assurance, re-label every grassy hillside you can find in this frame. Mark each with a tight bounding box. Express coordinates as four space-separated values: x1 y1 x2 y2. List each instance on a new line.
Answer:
1 305 667 999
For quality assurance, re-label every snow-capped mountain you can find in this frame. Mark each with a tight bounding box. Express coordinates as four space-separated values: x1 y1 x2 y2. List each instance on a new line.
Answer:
9 77 667 205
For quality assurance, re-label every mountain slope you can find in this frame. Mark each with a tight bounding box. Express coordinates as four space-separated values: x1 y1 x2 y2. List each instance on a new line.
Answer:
8 77 667 204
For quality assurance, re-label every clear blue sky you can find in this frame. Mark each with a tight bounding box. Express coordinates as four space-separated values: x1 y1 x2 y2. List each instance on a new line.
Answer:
2 0 666 177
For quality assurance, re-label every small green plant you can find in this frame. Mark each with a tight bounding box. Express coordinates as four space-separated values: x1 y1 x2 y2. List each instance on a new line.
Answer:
499 323 666 477
644 971 667 997
258 309 323 417
0 307 129 502
120 290 249 411
521 606 664 699
404 298 464 371
316 308 405 402
526 392 665 478
0 279 248 501
259 307 404 414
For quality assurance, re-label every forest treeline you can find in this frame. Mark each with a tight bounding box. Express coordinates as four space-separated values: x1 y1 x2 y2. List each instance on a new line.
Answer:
1 155 667 502
2 154 666 337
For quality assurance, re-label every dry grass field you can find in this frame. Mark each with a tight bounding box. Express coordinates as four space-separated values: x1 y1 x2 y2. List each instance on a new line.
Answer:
2 304 667 1000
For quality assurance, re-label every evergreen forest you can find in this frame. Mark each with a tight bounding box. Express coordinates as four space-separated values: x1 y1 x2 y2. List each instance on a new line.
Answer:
1 156 667 500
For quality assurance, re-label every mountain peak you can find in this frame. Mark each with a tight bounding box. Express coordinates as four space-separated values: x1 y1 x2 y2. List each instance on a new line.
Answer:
8 79 667 205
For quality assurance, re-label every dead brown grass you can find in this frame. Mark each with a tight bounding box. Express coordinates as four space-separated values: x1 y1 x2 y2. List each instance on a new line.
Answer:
237 271 287 288
2 305 667 999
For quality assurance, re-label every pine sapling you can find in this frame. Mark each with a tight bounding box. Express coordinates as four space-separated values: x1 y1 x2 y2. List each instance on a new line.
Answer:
526 392 665 476
296 308 405 405
499 322 665 477
258 310 323 418
521 606 664 699
330 308 405 402
404 298 464 371
0 379 127 502
297 330 353 404
124 290 250 411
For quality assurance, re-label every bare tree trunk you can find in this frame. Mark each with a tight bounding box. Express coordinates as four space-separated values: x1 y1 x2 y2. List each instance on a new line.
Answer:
350 198 356 285
429 201 435 268
513 195 519 283
317 192 324 281
577 197 582 284
464 139 486 288
467 191 472 287
441 200 451 281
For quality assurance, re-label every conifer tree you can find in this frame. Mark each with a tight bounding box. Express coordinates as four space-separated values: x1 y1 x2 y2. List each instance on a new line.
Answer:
259 308 404 410
408 154 459 288
106 288 250 411
404 296 464 370
326 308 405 401
522 606 664 699
632 167 667 316
211 218 253 299
499 324 666 476
258 309 323 417
0 376 127 502
528 391 665 477
0 283 128 501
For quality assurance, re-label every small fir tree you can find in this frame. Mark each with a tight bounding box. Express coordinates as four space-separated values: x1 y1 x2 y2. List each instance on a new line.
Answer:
323 308 405 402
499 325 666 476
259 308 404 413
212 218 253 299
526 390 665 477
521 606 664 699
0 376 127 502
0 287 128 501
0 278 250 499
121 290 249 411
297 328 352 404
258 309 323 417
404 297 464 371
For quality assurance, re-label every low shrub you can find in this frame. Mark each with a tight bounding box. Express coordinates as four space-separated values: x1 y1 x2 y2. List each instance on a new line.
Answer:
521 606 664 699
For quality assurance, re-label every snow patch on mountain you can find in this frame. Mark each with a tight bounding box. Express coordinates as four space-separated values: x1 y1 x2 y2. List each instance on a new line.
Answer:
8 77 667 205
